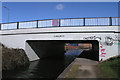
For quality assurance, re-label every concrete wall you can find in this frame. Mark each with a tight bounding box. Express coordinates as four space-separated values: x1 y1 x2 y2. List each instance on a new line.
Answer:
25 42 40 61
27 40 65 59
0 26 119 61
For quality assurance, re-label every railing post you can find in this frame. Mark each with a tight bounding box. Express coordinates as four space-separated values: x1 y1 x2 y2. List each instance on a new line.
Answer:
37 20 38 28
83 18 85 26
0 24 1 30
118 17 120 26
59 19 61 27
17 22 19 29
109 17 112 26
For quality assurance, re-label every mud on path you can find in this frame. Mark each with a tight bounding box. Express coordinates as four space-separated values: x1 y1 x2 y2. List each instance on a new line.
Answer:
74 58 98 78
58 58 99 78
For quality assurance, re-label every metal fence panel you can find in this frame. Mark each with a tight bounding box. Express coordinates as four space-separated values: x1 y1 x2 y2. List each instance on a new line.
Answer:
61 19 83 26
112 17 120 26
38 20 53 27
85 18 109 26
1 23 17 30
19 21 37 29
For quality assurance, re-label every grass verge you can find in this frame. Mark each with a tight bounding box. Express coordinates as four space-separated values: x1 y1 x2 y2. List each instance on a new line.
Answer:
95 56 120 78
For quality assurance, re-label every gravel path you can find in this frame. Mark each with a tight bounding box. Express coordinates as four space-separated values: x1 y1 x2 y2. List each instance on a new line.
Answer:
58 58 98 78
74 58 98 78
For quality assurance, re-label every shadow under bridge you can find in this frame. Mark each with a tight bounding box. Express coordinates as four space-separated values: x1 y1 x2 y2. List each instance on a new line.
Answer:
26 40 99 61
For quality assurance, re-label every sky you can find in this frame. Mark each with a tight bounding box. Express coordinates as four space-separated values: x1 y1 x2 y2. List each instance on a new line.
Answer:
2 2 119 23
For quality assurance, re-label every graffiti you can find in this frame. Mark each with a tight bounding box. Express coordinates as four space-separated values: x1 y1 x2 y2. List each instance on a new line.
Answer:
105 35 120 46
115 35 120 45
100 49 106 57
115 35 120 43
105 36 114 46
83 36 101 41
83 36 107 57
115 35 120 40
99 45 106 57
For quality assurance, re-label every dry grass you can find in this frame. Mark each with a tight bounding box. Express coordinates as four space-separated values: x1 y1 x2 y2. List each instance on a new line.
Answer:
1 43 30 70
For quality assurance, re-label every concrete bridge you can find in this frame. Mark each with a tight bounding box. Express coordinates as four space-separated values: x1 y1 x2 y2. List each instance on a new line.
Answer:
0 17 120 61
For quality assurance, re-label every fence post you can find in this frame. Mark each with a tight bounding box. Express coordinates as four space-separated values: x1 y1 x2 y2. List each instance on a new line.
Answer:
37 20 38 28
59 19 61 27
83 18 85 26
17 22 19 29
109 17 112 26
118 17 120 26
0 24 1 30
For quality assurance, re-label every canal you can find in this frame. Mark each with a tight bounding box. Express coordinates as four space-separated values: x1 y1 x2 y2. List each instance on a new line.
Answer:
2 49 83 79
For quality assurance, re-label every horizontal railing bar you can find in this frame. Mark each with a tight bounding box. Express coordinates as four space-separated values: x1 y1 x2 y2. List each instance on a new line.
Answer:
1 17 120 24
60 17 120 20
1 17 120 30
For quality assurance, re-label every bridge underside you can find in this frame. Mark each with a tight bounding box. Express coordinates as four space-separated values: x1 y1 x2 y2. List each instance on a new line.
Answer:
26 40 99 61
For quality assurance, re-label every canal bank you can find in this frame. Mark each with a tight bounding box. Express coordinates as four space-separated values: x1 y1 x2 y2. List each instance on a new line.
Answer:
1 43 30 71
2 49 83 79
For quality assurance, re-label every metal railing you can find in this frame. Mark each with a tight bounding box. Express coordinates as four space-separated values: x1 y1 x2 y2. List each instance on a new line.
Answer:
0 17 120 30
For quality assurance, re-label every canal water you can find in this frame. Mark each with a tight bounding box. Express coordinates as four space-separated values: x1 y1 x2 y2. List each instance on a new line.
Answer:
2 49 83 79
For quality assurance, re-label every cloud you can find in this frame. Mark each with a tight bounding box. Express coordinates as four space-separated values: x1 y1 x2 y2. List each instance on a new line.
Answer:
56 4 64 10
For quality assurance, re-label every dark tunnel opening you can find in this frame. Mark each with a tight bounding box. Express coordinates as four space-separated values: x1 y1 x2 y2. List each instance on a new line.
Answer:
26 40 99 61
77 40 99 61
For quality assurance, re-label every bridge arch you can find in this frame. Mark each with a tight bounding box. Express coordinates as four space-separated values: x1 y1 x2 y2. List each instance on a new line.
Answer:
26 40 99 61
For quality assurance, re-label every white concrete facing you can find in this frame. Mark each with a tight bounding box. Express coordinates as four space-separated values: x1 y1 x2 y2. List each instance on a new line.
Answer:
0 26 119 61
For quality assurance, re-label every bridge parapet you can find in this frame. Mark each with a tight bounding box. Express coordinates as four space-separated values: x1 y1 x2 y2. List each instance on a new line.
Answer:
0 26 119 35
1 17 120 30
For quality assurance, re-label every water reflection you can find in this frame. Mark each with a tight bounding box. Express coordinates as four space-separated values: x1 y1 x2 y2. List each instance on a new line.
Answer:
26 59 65 78
2 49 82 79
